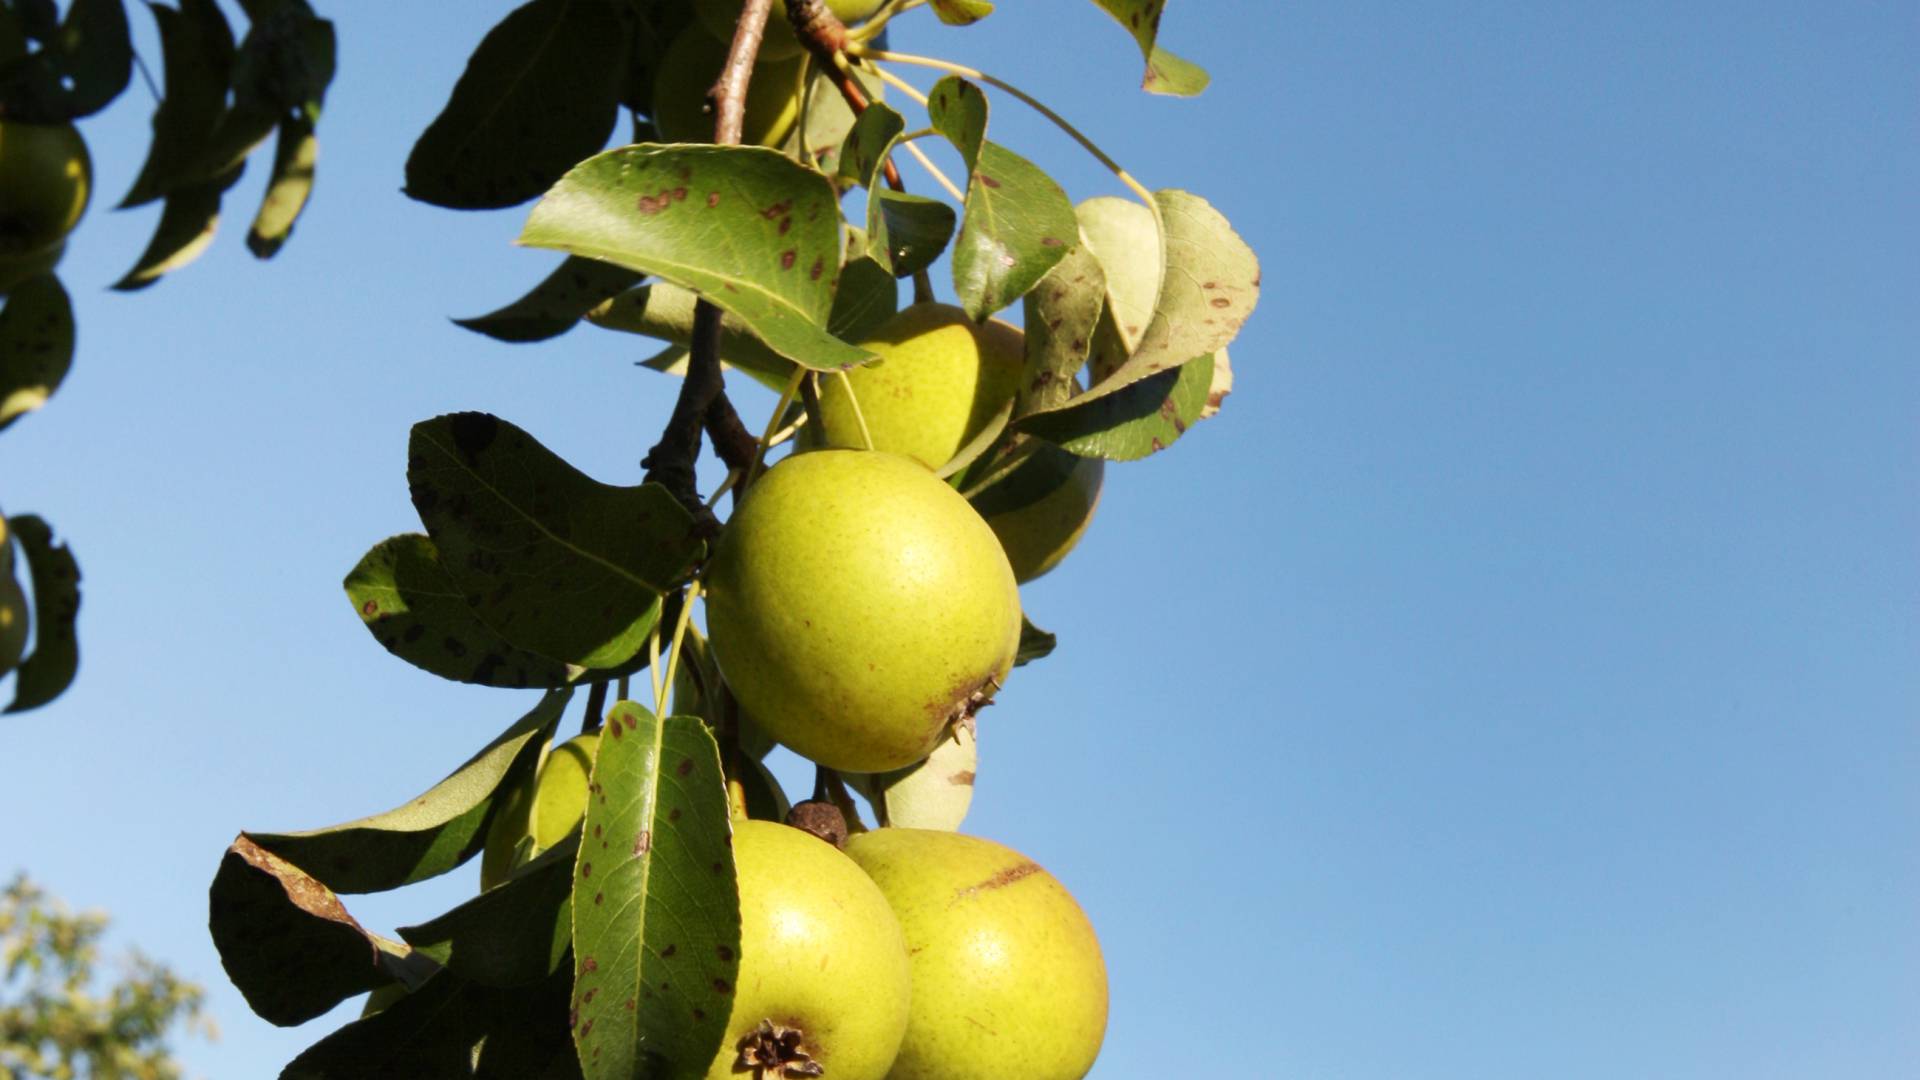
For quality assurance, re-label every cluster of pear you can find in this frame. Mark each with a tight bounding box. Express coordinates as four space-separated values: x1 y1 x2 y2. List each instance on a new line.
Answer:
654 1 891 147
0 119 91 292
487 303 1111 1075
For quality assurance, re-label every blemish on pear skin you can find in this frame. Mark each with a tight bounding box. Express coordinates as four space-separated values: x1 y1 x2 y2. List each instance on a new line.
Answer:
955 861 1041 901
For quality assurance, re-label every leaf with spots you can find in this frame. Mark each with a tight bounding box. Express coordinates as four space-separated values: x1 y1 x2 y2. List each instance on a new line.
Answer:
1024 189 1256 415
1017 242 1105 416
398 837 577 987
1015 613 1056 666
0 273 73 432
523 143 873 372
929 0 995 25
0 0 131 122
1075 195 1160 352
111 162 244 291
1087 0 1209 97
785 58 884 176
2 513 79 713
246 689 569 893
570 702 738 1080
836 100 903 190
344 533 581 689
280 965 577 1080
456 256 645 343
209 836 439 1027
246 117 317 258
117 0 235 209
869 189 956 280
407 413 701 670
403 0 631 210
926 76 1076 320
1019 349 1218 461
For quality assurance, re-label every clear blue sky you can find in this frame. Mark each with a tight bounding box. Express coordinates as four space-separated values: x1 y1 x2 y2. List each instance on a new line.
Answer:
3 2 1915 1077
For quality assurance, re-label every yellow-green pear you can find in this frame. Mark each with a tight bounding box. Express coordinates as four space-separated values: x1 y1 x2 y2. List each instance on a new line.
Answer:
479 732 599 890
969 443 1105 583
705 820 911 1080
652 26 803 147
845 828 1108 1080
0 121 90 256
704 450 1021 773
810 303 1025 471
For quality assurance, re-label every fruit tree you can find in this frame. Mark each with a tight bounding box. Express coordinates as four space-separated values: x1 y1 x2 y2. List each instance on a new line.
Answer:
3 0 1258 1075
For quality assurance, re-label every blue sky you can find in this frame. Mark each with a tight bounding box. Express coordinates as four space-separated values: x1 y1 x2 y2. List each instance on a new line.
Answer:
3 1 1915 1077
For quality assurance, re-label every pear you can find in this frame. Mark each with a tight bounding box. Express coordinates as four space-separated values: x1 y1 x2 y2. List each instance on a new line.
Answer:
478 732 598 889
704 450 1021 773
845 828 1107 1080
969 443 1105 583
706 820 911 1079
0 121 90 257
652 26 803 147
811 303 1025 472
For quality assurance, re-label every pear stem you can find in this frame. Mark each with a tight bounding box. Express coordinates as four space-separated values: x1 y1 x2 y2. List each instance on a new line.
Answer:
581 680 609 734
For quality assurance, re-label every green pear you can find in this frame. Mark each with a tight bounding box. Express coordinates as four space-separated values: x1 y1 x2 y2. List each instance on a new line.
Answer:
706 820 911 1080
478 732 598 890
0 121 90 256
810 303 1025 471
845 828 1107 1080
704 449 1021 773
652 26 803 147
969 443 1105 583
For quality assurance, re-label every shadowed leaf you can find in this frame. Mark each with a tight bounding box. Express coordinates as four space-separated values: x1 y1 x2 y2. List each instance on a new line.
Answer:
246 689 569 893
118 0 235 208
1018 243 1104 416
404 0 630 209
112 163 244 291
209 836 438 1027
1020 350 1217 460
456 256 645 343
570 703 738 1080
406 413 699 669
0 0 131 121
0 274 73 431
398 838 576 987
1014 614 1055 666
344 533 578 688
2 514 79 712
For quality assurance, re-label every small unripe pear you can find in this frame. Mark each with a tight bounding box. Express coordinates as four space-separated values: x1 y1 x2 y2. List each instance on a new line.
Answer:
845 828 1108 1080
811 303 1025 471
706 820 911 1080
479 732 598 889
0 121 91 257
969 443 1105 583
705 450 1021 773
652 27 803 147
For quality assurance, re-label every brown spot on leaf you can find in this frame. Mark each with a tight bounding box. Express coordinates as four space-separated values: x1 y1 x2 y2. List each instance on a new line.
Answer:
662 944 677 957
678 758 695 776
780 250 797 270
978 174 1002 189
635 830 653 855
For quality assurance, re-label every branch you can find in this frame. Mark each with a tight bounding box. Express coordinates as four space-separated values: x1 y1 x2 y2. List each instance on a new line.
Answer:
640 0 775 523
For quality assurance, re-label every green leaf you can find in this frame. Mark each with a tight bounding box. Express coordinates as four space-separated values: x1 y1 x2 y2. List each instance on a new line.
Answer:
869 189 956 280
344 533 579 689
456 256 646 343
1018 243 1105 416
1019 350 1217 460
111 163 244 291
209 836 439 1027
117 0 235 209
850 722 977 830
1034 189 1257 411
281 966 576 1080
836 100 904 190
407 413 700 669
0 273 74 432
571 703 738 1080
398 839 576 987
3 514 79 713
1074 195 1160 352
246 117 316 258
926 77 1077 320
0 0 132 122
404 0 630 210
1087 0 1210 97
787 57 884 175
246 689 569 893
1015 613 1056 666
929 0 995 25
522 143 872 372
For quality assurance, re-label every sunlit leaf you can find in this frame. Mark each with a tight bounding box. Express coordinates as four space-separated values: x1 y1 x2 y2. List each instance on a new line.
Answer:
523 144 872 371
849 722 977 830
247 117 317 258
570 703 738 1080
111 163 244 291
1086 0 1209 97
1017 243 1104 415
929 0 995 25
